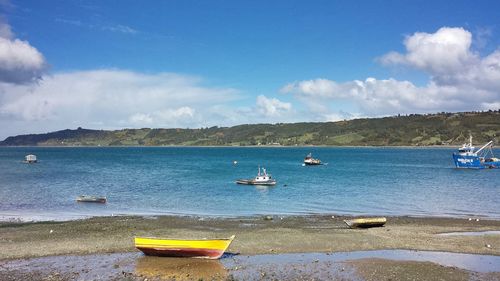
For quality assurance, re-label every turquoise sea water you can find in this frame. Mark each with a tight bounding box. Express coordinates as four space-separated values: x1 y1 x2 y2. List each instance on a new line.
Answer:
0 147 498 221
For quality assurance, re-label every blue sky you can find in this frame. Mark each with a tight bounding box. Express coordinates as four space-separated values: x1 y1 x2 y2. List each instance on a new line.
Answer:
0 0 499 139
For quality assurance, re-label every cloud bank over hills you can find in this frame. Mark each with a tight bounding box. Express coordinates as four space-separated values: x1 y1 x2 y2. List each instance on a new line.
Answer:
0 26 499 139
282 27 500 119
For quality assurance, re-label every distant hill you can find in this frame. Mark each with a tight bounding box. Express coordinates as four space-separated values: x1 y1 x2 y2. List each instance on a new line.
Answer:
1 111 499 146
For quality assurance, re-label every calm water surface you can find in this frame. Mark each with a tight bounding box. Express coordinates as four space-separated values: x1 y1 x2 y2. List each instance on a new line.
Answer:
0 147 498 221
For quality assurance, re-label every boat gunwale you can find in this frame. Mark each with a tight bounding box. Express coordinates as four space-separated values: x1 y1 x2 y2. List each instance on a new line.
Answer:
134 235 236 242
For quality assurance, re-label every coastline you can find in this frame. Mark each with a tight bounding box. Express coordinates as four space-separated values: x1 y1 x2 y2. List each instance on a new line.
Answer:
0 144 460 148
1 214 499 280
1 214 499 260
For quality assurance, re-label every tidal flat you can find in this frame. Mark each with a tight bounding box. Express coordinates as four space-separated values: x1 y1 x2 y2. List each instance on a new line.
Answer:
1 215 499 280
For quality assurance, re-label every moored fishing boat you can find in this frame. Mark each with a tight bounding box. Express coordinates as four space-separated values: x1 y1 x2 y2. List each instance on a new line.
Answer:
304 153 322 165
134 235 235 259
24 154 37 163
452 136 500 169
236 166 276 186
344 217 387 228
76 195 107 203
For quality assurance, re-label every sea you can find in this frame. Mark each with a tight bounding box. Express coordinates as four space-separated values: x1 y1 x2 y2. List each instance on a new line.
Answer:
0 147 499 221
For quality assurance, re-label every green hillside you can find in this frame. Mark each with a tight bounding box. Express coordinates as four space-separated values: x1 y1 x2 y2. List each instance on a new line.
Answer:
1 111 499 146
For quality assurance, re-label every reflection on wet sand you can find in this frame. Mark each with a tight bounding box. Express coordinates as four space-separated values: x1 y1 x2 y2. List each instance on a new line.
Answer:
135 256 228 280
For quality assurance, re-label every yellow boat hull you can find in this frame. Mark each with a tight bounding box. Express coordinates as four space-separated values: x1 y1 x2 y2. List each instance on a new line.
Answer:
134 235 235 259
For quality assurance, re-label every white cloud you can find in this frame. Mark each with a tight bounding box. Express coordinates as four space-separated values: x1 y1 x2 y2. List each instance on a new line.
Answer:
129 107 196 127
102 24 137 34
0 17 12 38
0 69 240 138
379 27 500 90
0 20 47 84
55 18 138 35
255 95 292 117
283 27 500 117
129 113 153 125
379 27 477 76
282 77 495 116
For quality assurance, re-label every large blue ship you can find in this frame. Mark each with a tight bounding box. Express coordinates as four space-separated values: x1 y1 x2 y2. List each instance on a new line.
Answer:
453 136 500 169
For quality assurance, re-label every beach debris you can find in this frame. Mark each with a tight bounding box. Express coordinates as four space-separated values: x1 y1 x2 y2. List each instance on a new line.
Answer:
344 217 387 228
264 215 273 221
331 215 335 219
468 218 472 221
49 229 53 234
476 218 480 222
486 244 491 248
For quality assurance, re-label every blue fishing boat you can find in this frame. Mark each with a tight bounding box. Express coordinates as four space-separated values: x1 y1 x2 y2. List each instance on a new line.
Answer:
452 136 500 169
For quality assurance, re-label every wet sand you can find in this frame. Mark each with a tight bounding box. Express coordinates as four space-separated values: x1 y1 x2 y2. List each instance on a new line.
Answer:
2 251 500 281
1 215 499 280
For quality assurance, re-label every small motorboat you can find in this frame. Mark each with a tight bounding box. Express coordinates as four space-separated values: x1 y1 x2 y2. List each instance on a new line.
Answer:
344 217 387 228
76 195 107 203
135 235 235 259
236 166 276 186
24 154 37 163
304 153 322 165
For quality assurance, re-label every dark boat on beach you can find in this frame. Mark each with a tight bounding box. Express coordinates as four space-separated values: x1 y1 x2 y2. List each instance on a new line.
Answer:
344 217 387 228
76 195 107 203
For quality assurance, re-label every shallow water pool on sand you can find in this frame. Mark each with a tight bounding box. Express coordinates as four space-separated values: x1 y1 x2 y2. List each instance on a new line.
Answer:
1 250 499 280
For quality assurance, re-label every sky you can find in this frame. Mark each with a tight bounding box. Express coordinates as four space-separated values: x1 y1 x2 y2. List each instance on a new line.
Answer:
0 0 500 139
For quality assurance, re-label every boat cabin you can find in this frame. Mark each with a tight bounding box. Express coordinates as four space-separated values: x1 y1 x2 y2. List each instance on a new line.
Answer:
25 154 37 163
457 136 477 156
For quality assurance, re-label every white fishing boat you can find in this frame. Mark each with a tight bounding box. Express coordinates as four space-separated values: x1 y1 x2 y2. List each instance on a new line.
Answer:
236 166 276 186
24 154 37 163
76 195 107 203
304 153 322 165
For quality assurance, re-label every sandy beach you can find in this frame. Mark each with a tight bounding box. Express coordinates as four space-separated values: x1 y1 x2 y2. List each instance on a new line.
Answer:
1 215 499 280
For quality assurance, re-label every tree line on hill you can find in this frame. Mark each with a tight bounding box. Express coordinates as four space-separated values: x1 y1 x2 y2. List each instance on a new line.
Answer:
1 110 498 146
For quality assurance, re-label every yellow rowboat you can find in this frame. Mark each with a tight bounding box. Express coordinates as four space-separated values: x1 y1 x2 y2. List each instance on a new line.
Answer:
134 235 235 259
344 217 387 228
